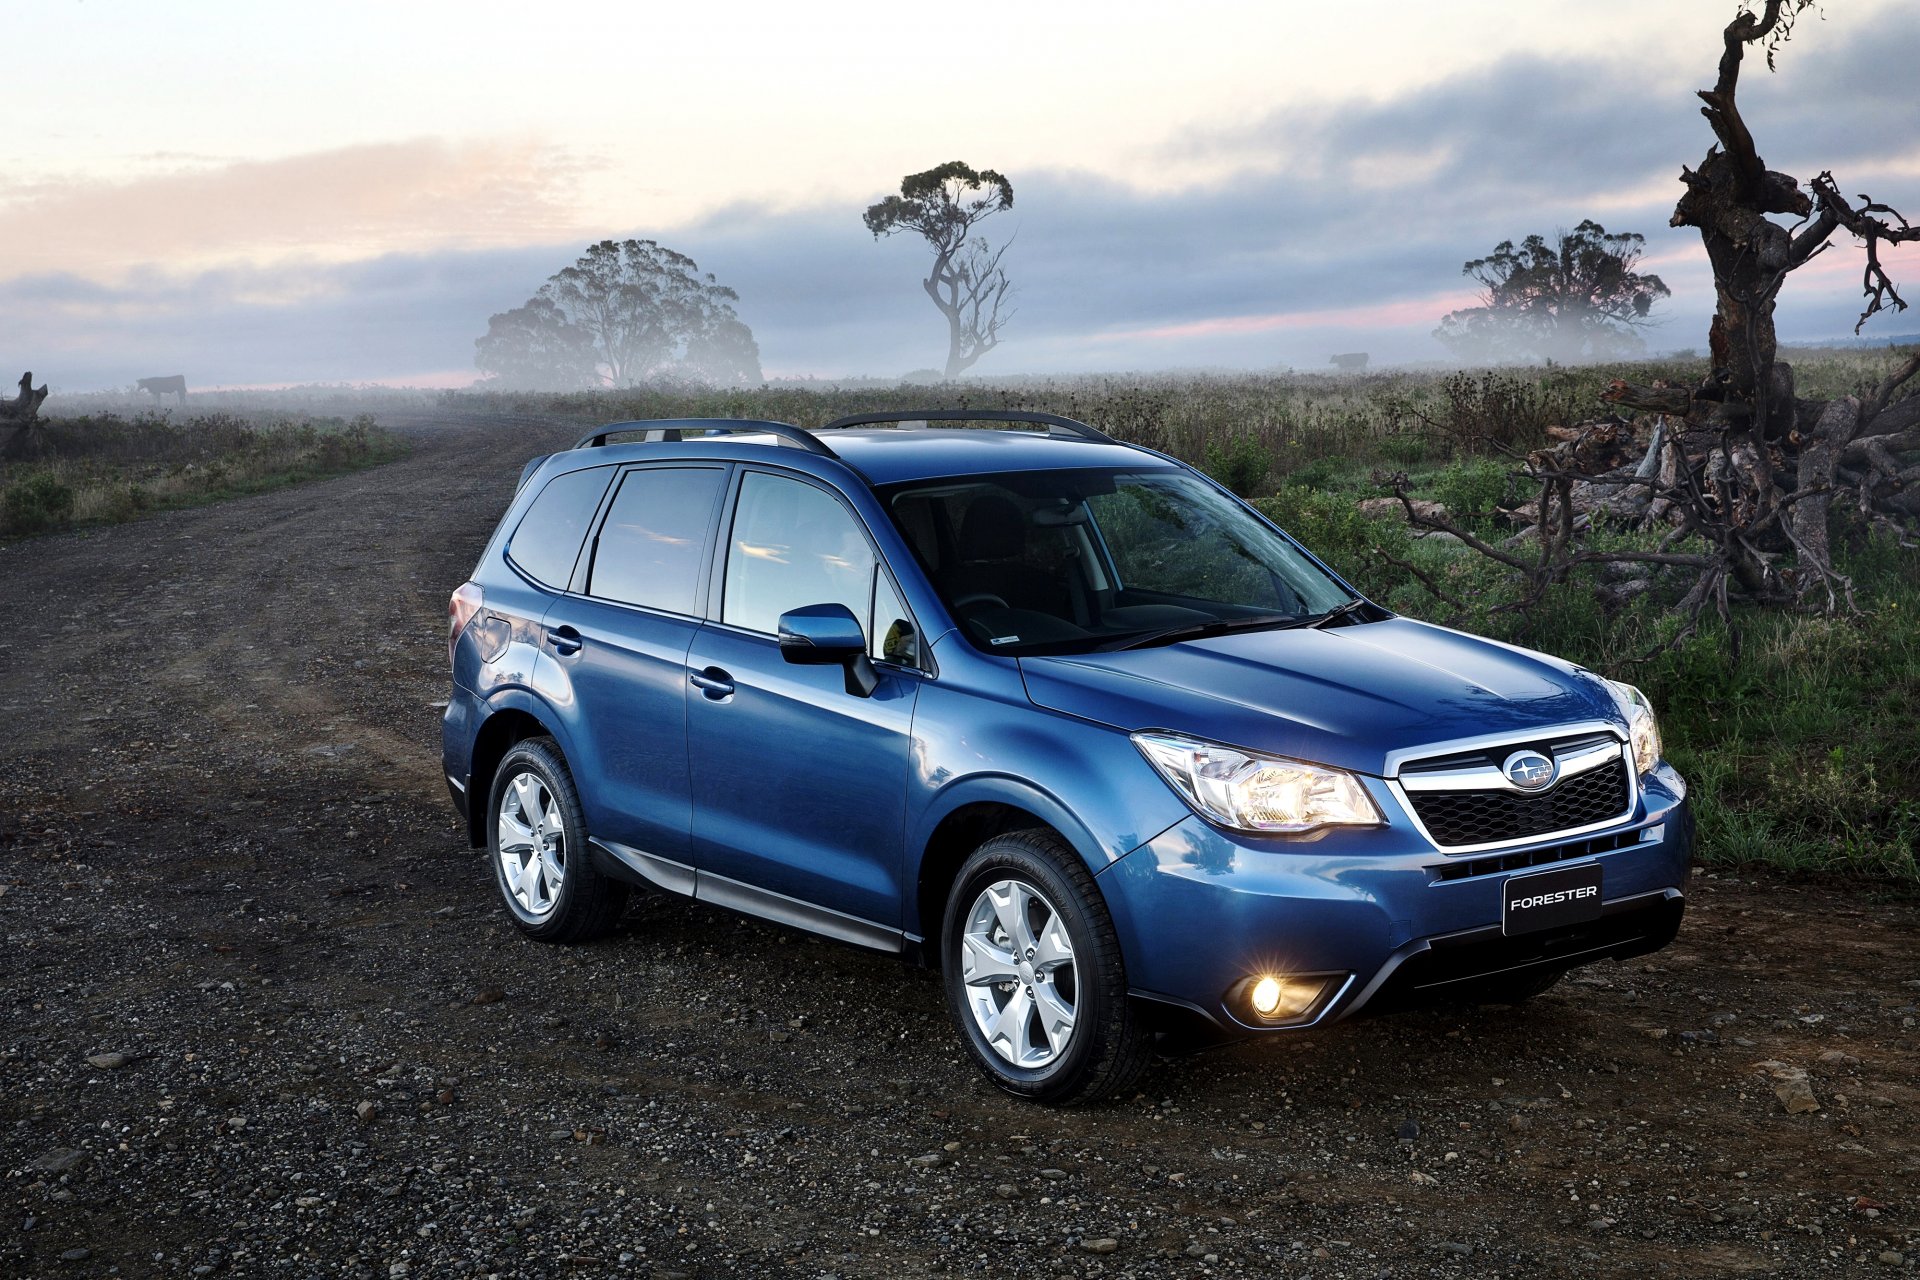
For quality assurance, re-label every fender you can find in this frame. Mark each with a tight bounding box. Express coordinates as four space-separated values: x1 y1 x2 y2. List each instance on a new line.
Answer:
912 771 1113 876
479 684 579 761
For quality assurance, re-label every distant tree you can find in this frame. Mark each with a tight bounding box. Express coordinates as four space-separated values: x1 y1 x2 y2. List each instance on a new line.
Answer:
864 161 1015 377
1434 221 1671 363
681 316 763 386
475 239 762 388
474 297 600 389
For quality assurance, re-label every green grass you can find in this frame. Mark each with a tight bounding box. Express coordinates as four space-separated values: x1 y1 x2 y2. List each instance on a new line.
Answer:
0 412 406 539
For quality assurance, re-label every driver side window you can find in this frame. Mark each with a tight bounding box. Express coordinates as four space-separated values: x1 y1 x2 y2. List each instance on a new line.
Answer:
723 472 916 664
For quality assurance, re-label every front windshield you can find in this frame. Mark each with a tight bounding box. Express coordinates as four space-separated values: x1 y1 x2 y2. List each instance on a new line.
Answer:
881 467 1360 656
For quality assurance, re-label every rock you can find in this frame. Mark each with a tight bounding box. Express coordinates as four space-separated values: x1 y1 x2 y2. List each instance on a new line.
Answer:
1437 1242 1473 1256
469 987 505 1005
60 1247 92 1262
355 1100 377 1123
33 1148 85 1175
1773 1078 1820 1113
1082 1238 1119 1254
907 1153 945 1169
1410 1171 1439 1186
1878 1251 1904 1266
1039 1168 1068 1181
1587 1217 1616 1232
1508 1113 1533 1132
993 1184 1017 1199
1359 497 1451 525
547 1128 574 1141
1396 1119 1419 1142
85 1052 129 1070
1818 1049 1861 1066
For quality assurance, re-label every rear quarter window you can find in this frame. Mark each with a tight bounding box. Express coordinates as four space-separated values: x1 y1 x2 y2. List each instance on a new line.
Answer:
507 466 615 589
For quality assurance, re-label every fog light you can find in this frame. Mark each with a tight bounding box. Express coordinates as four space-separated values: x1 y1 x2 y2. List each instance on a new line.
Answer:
1242 973 1329 1023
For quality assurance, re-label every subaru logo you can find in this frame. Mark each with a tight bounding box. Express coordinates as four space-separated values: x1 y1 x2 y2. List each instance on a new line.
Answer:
1503 750 1556 791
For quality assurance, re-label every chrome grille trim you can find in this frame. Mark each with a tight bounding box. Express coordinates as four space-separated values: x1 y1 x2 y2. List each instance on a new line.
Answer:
1385 721 1639 854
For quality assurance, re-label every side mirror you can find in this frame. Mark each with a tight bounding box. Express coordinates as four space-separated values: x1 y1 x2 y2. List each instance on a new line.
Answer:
777 603 878 697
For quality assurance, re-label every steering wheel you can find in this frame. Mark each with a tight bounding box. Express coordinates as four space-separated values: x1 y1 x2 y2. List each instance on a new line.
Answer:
952 593 1009 612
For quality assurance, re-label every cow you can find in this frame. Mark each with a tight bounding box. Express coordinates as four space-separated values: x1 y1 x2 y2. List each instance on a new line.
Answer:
1328 353 1369 372
137 374 188 404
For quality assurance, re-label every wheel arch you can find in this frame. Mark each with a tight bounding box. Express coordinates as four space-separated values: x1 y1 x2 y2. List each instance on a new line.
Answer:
909 779 1111 969
464 696 571 847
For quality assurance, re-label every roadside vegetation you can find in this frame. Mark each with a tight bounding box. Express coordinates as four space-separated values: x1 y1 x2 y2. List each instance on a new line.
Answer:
0 411 404 539
448 344 1920 886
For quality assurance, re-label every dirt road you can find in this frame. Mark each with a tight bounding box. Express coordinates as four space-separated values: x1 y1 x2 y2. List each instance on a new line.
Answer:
2 411 1916 1278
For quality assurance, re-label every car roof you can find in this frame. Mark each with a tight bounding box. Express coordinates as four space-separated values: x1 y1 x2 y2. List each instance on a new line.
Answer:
819 427 1173 485
542 424 1179 489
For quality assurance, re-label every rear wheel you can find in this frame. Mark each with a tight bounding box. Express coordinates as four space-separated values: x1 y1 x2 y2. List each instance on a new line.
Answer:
487 737 627 943
941 830 1151 1105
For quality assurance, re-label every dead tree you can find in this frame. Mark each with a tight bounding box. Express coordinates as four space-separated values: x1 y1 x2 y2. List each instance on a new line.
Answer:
1396 2 1919 630
0 371 48 425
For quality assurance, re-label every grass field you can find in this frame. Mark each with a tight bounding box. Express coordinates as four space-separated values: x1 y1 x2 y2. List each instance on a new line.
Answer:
447 346 1920 886
0 411 405 538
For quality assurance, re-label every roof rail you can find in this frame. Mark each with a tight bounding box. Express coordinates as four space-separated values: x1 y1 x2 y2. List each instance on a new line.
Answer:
572 418 836 457
816 408 1116 443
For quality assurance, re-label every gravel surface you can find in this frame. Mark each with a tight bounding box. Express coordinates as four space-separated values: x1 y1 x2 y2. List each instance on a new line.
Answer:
2 411 1917 1278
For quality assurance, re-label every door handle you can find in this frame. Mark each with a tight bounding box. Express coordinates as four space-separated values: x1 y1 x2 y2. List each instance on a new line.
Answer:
689 666 735 700
547 624 583 656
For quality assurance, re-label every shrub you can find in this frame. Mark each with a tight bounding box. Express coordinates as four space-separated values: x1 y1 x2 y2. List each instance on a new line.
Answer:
2 472 76 533
1255 485 1392 582
1202 433 1273 497
1429 458 1512 519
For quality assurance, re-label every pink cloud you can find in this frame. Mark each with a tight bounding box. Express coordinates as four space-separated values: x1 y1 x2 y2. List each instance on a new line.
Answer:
1093 289 1487 344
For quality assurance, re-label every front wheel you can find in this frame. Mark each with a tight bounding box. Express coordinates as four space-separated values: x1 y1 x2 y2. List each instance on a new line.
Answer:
941 830 1152 1105
487 737 627 943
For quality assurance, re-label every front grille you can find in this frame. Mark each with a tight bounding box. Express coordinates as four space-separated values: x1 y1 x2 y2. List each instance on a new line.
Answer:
1429 826 1644 882
1409 755 1630 847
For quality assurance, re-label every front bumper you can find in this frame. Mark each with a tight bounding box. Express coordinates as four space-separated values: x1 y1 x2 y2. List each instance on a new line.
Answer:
1095 763 1693 1032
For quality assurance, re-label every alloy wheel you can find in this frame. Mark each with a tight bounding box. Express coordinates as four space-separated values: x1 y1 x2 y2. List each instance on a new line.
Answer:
959 878 1080 1068
496 770 566 918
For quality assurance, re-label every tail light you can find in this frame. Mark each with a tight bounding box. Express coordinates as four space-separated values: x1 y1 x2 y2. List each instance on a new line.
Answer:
448 582 484 665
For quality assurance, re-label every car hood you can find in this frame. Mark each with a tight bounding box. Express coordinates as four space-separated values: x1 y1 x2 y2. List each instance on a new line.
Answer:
1018 617 1622 776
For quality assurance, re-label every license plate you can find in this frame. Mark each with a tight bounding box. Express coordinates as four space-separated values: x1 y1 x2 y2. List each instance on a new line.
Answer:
1502 863 1603 936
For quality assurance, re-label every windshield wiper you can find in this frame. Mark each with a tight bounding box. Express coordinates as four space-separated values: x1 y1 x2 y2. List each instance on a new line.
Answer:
1306 598 1370 629
1096 613 1300 652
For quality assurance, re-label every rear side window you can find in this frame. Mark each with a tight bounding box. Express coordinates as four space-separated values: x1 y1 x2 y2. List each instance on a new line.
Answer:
508 466 615 589
586 467 725 614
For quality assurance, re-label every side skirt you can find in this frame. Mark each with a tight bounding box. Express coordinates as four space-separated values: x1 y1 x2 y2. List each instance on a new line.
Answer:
590 838 903 954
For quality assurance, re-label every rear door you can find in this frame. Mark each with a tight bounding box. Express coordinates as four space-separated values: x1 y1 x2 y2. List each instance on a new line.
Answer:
540 462 730 868
684 467 924 939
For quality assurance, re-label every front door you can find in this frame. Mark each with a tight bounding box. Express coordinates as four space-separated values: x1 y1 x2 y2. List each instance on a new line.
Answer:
685 468 922 938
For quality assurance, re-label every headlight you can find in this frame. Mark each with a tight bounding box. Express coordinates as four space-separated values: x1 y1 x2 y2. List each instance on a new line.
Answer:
1608 680 1663 775
1132 731 1383 834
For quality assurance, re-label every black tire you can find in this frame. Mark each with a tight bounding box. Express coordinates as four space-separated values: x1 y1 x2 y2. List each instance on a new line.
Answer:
486 737 627 943
940 829 1152 1105
1458 967 1565 1006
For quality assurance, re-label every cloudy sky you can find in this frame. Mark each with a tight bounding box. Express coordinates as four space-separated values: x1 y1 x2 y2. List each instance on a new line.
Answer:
6 0 1917 388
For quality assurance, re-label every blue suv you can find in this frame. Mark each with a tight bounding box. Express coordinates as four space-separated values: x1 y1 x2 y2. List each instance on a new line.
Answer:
443 411 1692 1104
